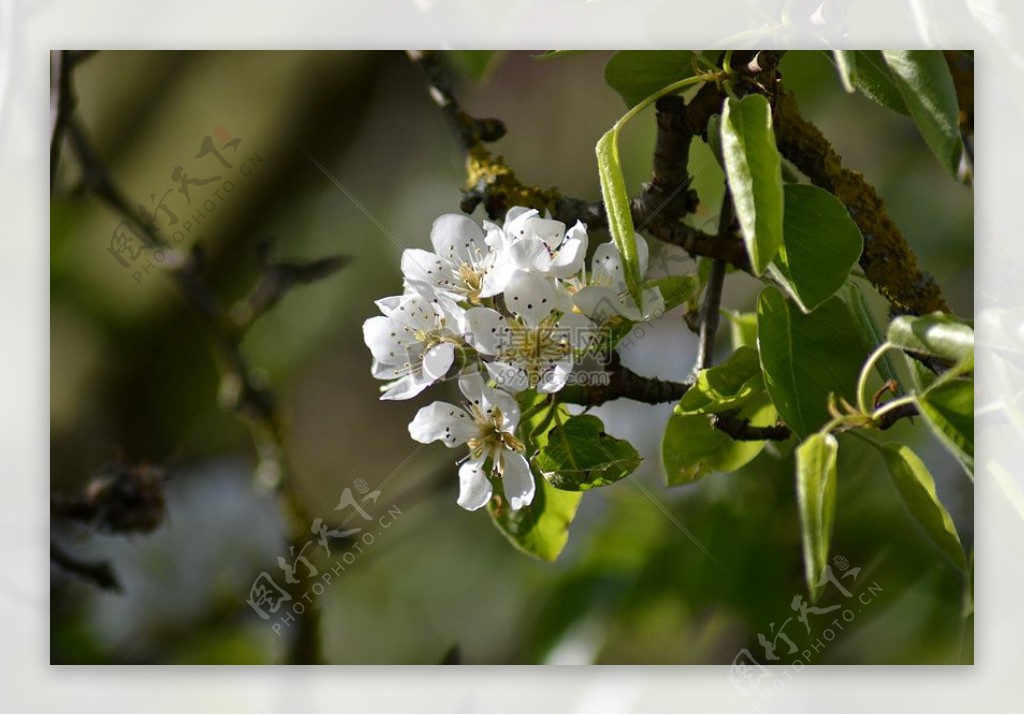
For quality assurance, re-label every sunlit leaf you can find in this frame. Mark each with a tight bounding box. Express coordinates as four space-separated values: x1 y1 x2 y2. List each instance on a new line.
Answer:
596 130 644 308
646 275 700 313
488 476 581 562
887 313 974 370
720 94 784 275
918 378 974 476
757 286 867 437
796 432 838 603
676 346 763 415
882 50 964 178
878 442 965 568
832 50 857 93
534 414 641 491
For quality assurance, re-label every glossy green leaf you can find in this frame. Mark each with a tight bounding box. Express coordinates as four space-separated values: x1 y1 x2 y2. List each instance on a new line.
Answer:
887 313 974 369
757 286 867 437
832 50 857 93
720 94 784 275
533 414 642 491
796 432 838 603
882 50 964 177
597 130 644 308
878 442 965 568
845 50 909 115
604 50 696 108
488 475 581 561
723 310 758 350
843 282 903 392
918 378 974 476
676 346 763 415
706 114 725 169
769 184 863 312
646 275 701 313
662 392 775 485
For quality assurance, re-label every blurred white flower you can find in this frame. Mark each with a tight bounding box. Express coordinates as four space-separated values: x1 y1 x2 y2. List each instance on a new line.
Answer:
573 234 664 322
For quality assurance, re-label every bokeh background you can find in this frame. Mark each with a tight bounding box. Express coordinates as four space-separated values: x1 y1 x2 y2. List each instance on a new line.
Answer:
50 50 973 665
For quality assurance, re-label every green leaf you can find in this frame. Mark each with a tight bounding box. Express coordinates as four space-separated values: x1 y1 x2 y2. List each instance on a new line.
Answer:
918 378 974 476
604 50 696 108
720 94 784 275
448 51 501 82
757 286 867 437
676 346 763 415
887 313 974 368
533 414 642 491
488 476 582 561
845 51 909 115
645 275 700 313
832 50 857 93
842 282 903 392
878 442 965 568
596 130 644 308
706 114 725 169
662 392 775 485
881 50 964 177
796 432 839 603
723 310 758 350
769 184 863 312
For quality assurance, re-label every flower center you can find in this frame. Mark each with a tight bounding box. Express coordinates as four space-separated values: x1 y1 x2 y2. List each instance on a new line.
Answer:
457 262 486 303
466 405 524 464
501 317 571 387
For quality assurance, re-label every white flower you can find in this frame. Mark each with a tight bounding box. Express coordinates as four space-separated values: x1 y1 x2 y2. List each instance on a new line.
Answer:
408 372 535 511
401 213 511 303
572 234 665 322
503 207 588 279
463 271 594 394
362 293 465 400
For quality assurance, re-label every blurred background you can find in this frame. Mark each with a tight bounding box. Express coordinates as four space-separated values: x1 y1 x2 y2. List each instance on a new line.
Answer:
50 50 973 665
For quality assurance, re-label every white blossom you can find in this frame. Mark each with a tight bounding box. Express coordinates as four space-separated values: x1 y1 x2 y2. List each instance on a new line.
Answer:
408 372 535 511
572 233 665 322
401 213 512 303
362 293 465 400
463 271 594 393
503 207 588 279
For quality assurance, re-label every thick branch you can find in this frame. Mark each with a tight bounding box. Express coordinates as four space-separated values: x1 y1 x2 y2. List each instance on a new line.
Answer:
559 356 691 408
51 543 121 592
774 91 951 316
713 400 920 442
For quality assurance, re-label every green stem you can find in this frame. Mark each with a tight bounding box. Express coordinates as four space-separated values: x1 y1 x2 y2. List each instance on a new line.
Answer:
870 395 918 424
857 341 894 415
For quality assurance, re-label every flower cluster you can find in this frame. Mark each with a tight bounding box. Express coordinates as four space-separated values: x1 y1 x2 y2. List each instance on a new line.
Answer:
363 207 662 512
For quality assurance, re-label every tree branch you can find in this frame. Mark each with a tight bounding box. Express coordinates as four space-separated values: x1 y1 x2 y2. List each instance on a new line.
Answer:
50 543 121 592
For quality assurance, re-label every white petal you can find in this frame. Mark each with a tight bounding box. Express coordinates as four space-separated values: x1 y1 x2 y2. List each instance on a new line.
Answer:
548 233 587 278
401 248 447 287
463 307 510 355
394 293 439 332
503 271 559 326
500 451 536 511
504 207 539 237
479 255 516 298
457 458 493 511
482 385 521 431
590 242 624 287
536 359 572 394
509 237 553 274
640 286 666 320
574 286 627 323
431 214 487 266
374 296 404 317
408 402 477 446
635 233 651 275
363 315 420 364
370 359 403 380
558 311 597 351
524 216 566 249
485 360 530 393
422 342 455 380
380 372 432 401
457 370 488 406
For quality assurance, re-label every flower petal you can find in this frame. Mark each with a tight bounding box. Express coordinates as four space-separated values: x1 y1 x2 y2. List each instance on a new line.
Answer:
558 311 597 351
503 271 559 326
573 285 626 323
500 451 536 511
504 207 539 237
457 457 493 511
363 315 420 364
509 237 553 274
431 214 487 266
548 226 588 277
485 360 530 393
380 372 432 401
422 342 455 380
408 402 477 446
536 359 572 394
524 216 566 249
370 359 403 380
482 385 520 431
590 242 624 287
463 307 510 355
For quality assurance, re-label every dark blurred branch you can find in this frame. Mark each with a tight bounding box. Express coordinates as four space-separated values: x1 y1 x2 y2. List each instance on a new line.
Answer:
52 58 345 664
50 543 121 592
693 189 734 373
